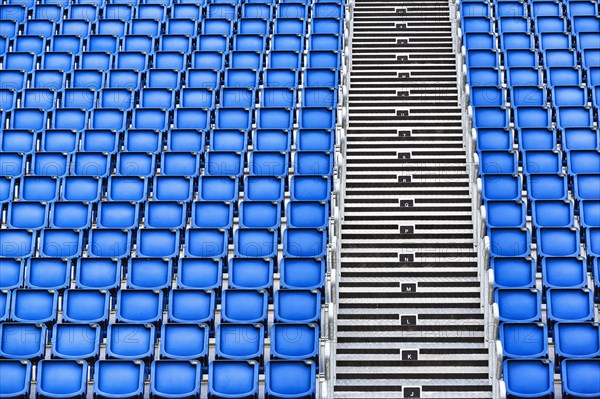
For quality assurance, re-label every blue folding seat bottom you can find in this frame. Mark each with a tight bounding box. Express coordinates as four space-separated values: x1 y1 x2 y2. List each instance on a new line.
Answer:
177 258 222 291
151 361 202 399
235 229 278 258
160 324 209 362
561 359 600 398
537 228 580 257
184 229 228 258
0 323 46 361
198 176 239 202
266 361 316 399
542 257 587 289
10 289 58 325
491 257 536 289
488 227 533 257
221 289 269 324
209 361 259 399
527 174 568 200
62 289 110 326
26 258 70 290
554 323 600 360
216 323 264 361
51 323 101 361
290 176 331 202
547 289 594 324
127 258 172 290
275 289 321 323
136 229 180 258
0 259 23 290
503 359 554 398
116 289 164 325
270 323 319 360
94 361 144 399
229 258 274 290
499 323 548 358
36 360 88 399
168 289 215 325
239 202 280 229
106 324 155 362
153 176 193 202
0 360 32 398
495 288 541 322
144 202 186 229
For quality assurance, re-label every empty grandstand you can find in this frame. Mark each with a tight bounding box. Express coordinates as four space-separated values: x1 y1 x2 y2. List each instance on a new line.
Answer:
0 0 598 396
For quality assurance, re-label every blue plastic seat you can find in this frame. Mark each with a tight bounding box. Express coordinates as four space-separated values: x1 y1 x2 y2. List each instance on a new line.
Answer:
506 66 542 86
94 361 144 399
488 227 531 257
568 150 600 175
523 150 562 175
123 34 155 53
573 15 600 34
265 68 299 88
238 201 280 229
90 108 126 130
87 228 132 258
531 0 562 17
51 323 100 361
0 259 23 290
106 176 148 202
237 17 268 34
15 176 56 202
283 228 327 258
168 289 215 326
562 359 600 398
0 323 46 361
61 19 91 38
234 229 278 258
208 361 259 399
234 34 267 52
152 176 193 202
558 107 594 129
184 228 229 258
116 152 156 177
274 289 321 323
167 19 198 36
161 152 202 176
544 49 577 69
150 361 202 399
228 258 274 290
472 106 509 129
116 289 164 325
495 288 541 322
221 289 268 325
314 2 342 18
547 288 594 324
531 200 574 228
268 50 301 69
147 69 180 89
538 227 581 257
515 106 552 128
499 322 548 358
511 85 546 106
248 151 288 177
0 360 32 398
143 202 185 229
0 229 35 258
299 107 336 129
177 258 222 291
270 323 319 360
198 176 239 201
160 323 209 362
216 323 264 361
154 51 187 71
36 360 88 399
224 68 259 87
39 229 83 258
490 257 535 289
588 222 600 252
290 176 331 201
106 324 155 362
75 258 120 291
136 229 180 258
275 18 306 35
478 151 517 175
535 16 567 35
484 200 526 228
129 18 160 36
244 176 285 202
517 128 555 151
541 257 587 289
552 86 588 107
539 32 572 50
253 129 292 151
580 200 600 228
6 202 47 230
186 69 220 89
10 289 58 325
547 66 583 87
0 70 26 92
25 258 70 290
260 87 296 108
191 201 234 229
498 16 531 33
62 289 110 325
174 108 210 129
204 151 243 176
127 258 173 290
555 322 600 361
503 359 554 398
266 361 316 399
71 69 104 90
209 129 248 152
527 174 568 200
